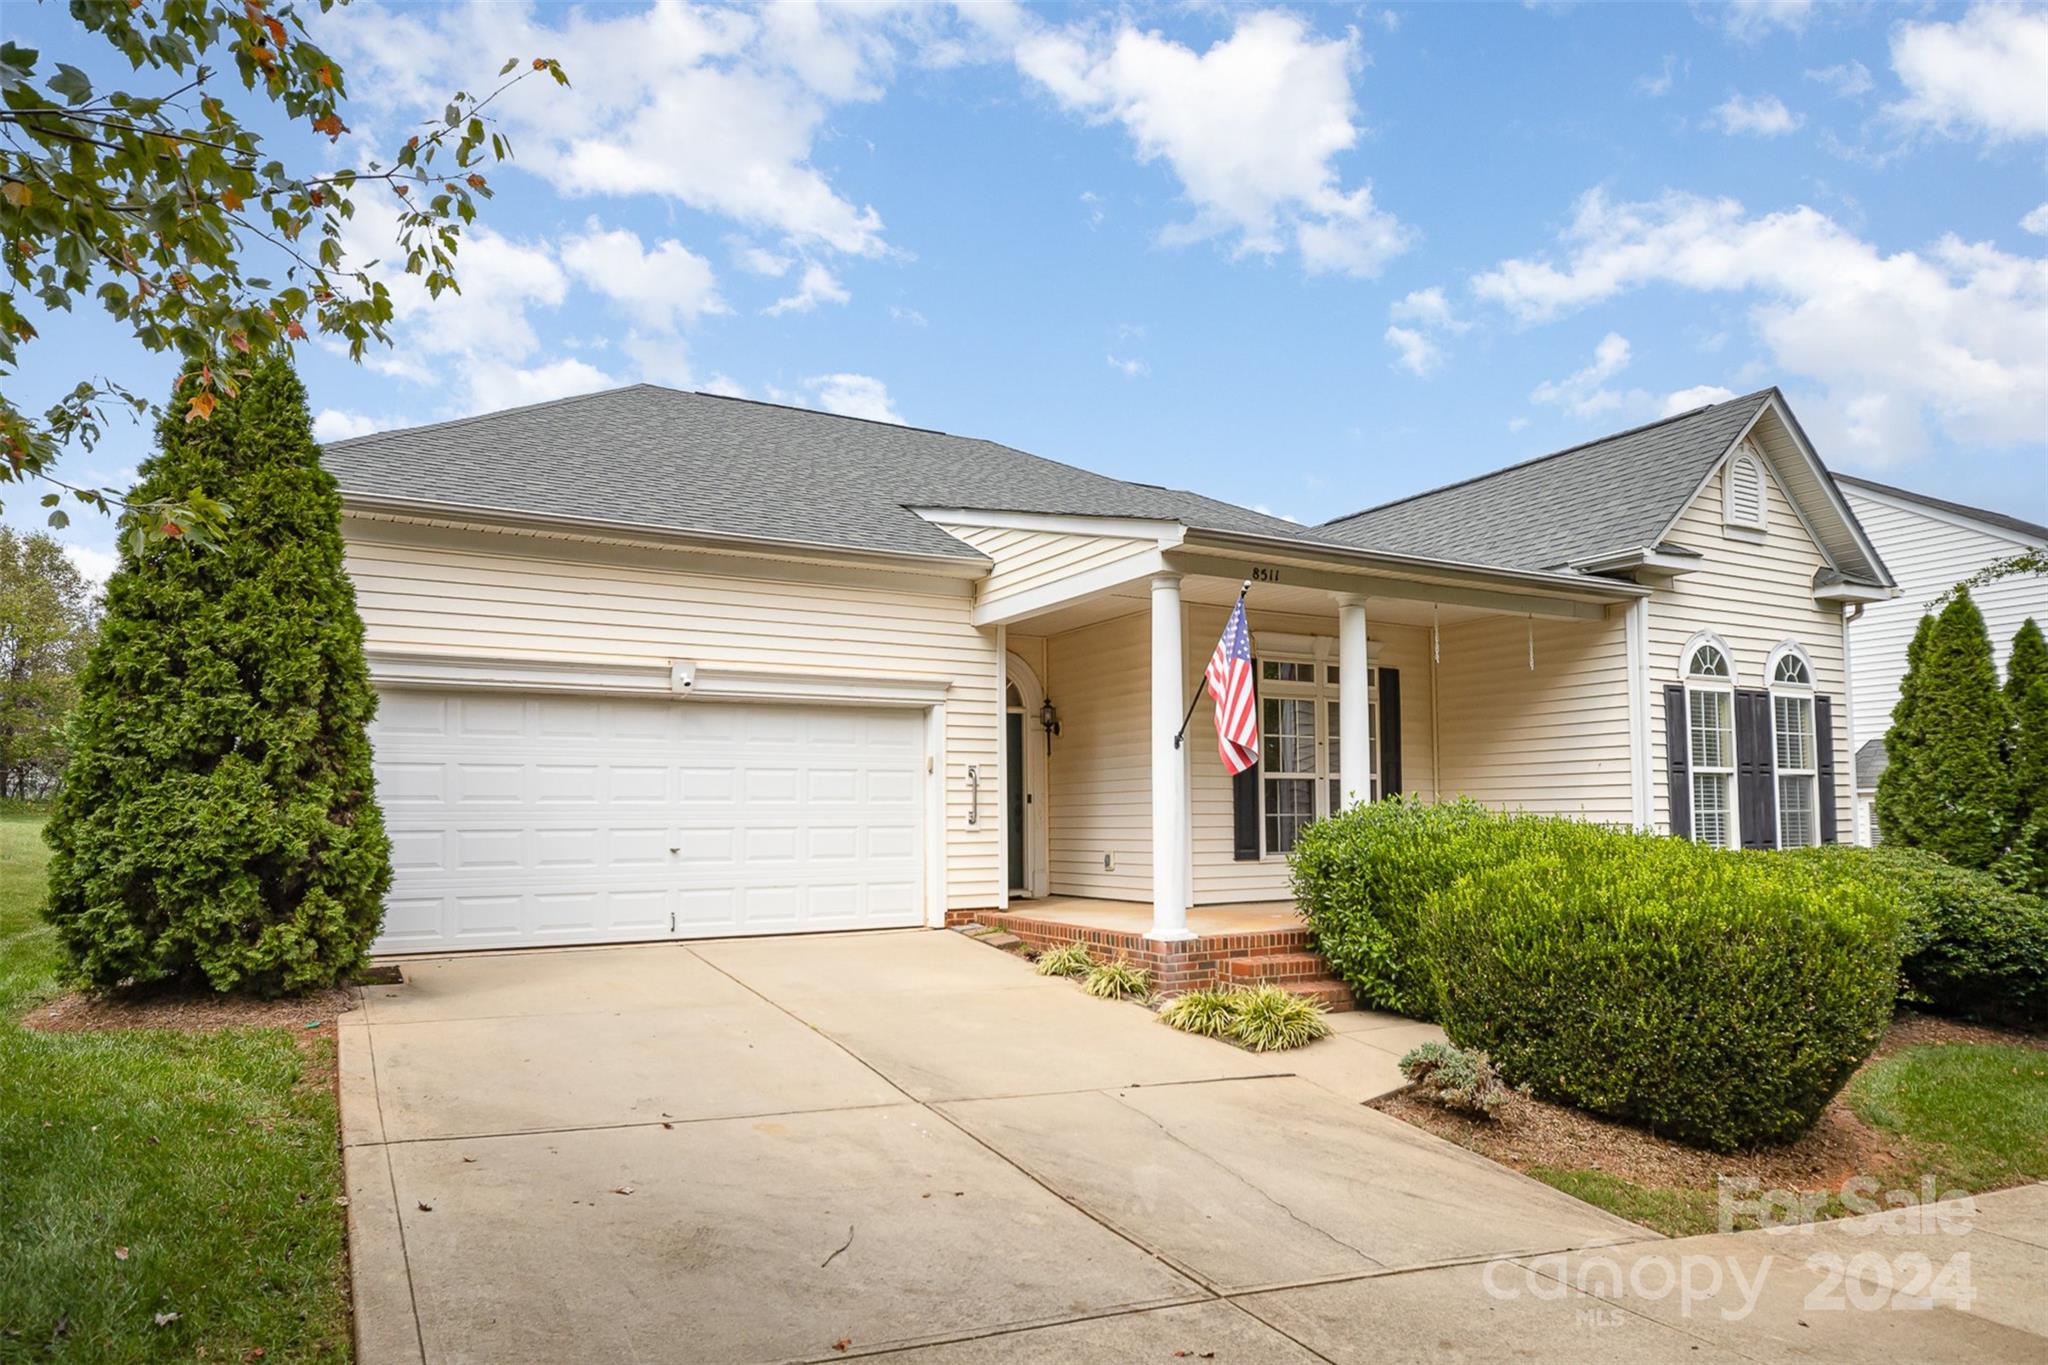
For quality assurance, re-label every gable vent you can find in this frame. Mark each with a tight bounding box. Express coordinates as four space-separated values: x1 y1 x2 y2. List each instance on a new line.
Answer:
1723 449 1766 530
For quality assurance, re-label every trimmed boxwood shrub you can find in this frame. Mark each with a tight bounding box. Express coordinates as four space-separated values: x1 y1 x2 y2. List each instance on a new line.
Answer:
1291 797 1551 1017
1423 834 1899 1150
1792 844 2048 1028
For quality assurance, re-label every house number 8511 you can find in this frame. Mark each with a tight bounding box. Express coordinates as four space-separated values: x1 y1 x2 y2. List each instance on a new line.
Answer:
1251 566 1282 583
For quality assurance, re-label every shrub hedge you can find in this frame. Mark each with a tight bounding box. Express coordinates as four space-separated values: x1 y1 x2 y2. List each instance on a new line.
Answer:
1792 844 2048 1028
1291 797 1548 1016
1293 800 1926 1149
1424 834 1900 1150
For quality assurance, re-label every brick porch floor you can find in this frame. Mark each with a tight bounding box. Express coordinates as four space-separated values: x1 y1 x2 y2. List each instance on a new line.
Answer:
944 898 1354 1009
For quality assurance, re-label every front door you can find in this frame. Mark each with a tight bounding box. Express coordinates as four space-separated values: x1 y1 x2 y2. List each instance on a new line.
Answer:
1006 710 1026 895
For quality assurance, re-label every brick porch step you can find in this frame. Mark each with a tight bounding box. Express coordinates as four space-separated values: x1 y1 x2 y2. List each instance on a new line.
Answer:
1223 952 1329 983
1219 953 1354 1012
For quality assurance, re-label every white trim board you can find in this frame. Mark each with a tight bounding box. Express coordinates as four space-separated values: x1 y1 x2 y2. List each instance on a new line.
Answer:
366 651 951 707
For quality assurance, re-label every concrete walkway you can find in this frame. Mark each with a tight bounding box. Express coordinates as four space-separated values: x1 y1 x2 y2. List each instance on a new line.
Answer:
340 930 2048 1364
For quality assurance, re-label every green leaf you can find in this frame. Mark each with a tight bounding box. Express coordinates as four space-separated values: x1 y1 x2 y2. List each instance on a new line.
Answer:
48 63 93 104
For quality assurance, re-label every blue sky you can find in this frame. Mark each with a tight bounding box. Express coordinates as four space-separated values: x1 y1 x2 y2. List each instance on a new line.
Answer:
11 0 2048 582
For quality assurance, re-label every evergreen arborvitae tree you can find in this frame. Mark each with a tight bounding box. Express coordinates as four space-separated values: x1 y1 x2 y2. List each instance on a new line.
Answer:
1875 614 1936 848
1873 588 2010 872
2001 617 2048 894
44 355 391 994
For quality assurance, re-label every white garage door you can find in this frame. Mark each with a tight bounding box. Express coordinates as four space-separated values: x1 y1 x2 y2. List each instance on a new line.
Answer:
370 688 926 952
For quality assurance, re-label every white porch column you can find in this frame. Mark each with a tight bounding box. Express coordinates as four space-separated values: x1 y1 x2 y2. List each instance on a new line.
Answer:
1336 593 1371 807
1149 573 1194 941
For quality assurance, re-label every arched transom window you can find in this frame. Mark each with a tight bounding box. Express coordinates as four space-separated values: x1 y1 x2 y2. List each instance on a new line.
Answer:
1683 638 1736 848
1769 645 1818 848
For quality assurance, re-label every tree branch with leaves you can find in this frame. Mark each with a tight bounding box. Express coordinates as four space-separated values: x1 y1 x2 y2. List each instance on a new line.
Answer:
0 0 566 547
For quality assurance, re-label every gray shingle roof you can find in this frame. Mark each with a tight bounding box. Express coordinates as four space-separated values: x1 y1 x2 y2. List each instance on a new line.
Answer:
1856 737 1888 791
1837 474 2048 543
322 384 1318 561
1317 391 1775 571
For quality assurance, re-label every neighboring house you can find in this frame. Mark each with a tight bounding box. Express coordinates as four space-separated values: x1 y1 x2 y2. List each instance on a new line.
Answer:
1836 476 2048 845
323 385 1892 955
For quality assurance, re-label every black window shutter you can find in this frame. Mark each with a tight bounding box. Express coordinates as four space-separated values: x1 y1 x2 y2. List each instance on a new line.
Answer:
1232 660 1261 861
1734 688 1777 850
1378 668 1402 798
1816 694 1840 845
1663 684 1691 839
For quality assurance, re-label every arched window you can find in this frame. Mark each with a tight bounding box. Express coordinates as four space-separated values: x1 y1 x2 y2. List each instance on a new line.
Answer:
1723 447 1767 531
1683 636 1737 848
1769 644 1818 848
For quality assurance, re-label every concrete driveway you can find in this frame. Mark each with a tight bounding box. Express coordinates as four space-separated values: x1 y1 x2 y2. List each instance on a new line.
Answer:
340 930 2048 1364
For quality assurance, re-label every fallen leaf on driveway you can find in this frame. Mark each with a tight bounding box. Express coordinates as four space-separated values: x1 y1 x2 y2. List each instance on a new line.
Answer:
612 1186 634 1196
462 1156 476 1164
417 1201 433 1212
831 1339 851 1353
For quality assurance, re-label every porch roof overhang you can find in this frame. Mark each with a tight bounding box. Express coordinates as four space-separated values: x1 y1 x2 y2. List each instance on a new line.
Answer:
954 512 1648 628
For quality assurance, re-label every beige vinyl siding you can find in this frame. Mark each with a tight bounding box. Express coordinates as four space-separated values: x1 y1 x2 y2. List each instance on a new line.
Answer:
1648 457 1851 837
936 523 1160 613
1844 489 2046 755
1434 611 1634 822
343 516 1003 911
1044 612 1151 898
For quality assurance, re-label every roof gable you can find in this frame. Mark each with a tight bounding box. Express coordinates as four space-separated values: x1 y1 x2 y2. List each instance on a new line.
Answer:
1319 388 1893 587
1316 392 1773 572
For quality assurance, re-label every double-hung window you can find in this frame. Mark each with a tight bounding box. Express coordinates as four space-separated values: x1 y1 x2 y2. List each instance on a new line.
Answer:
1771 651 1818 848
1260 659 1379 856
1684 643 1736 848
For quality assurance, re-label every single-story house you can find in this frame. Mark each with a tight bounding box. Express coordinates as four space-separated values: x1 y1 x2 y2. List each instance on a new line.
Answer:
324 384 1894 957
1837 475 2048 845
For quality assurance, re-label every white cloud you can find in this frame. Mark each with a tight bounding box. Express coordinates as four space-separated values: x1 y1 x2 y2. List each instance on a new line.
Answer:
1532 332 1632 417
329 1 904 259
1383 286 1468 375
764 261 851 316
63 543 118 589
1661 384 1738 415
560 220 724 331
1389 285 1467 332
1636 55 1678 97
1888 5 2048 143
312 408 386 442
1470 188 2048 463
463 357 620 415
1383 325 1442 377
1709 0 1815 42
1250 503 1300 523
1711 93 1803 137
2025 204 2048 236
1805 60 1873 100
733 242 795 276
1106 353 1149 378
805 373 903 423
1506 416 1531 433
1007 10 1412 277
889 305 928 326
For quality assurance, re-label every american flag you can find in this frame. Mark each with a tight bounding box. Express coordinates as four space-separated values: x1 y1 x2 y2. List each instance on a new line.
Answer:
1206 598 1260 775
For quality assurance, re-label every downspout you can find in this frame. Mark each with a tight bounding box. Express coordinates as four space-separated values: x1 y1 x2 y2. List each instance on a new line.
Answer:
1842 602 1866 845
1624 595 1653 830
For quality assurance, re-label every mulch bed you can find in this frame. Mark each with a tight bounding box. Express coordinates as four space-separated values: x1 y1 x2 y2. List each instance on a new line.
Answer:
23 984 359 1037
1369 1012 2046 1196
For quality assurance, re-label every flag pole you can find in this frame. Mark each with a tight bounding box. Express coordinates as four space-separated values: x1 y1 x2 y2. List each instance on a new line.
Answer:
1173 579 1251 749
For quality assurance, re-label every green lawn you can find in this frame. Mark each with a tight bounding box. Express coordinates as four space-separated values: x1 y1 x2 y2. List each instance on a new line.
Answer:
0 814 351 1363
1521 1038 2048 1239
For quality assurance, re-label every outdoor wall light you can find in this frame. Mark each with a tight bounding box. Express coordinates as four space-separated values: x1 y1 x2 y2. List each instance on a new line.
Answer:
1038 698 1061 753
